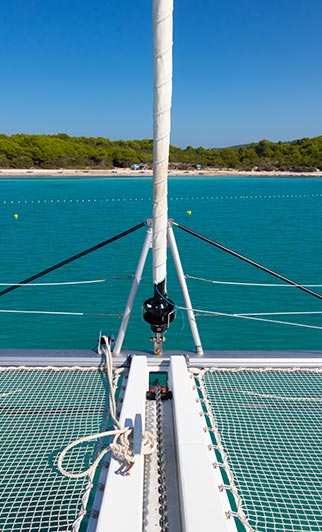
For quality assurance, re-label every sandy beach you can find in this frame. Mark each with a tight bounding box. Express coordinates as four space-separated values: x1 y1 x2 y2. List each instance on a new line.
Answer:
1 167 322 178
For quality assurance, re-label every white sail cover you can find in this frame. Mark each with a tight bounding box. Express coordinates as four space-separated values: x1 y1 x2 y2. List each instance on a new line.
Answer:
152 0 173 286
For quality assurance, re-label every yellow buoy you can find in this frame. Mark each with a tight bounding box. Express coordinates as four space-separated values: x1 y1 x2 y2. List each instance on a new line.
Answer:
186 210 192 215
14 213 19 219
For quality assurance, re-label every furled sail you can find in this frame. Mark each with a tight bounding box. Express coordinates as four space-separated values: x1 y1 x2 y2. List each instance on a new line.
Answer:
152 0 173 288
143 0 175 353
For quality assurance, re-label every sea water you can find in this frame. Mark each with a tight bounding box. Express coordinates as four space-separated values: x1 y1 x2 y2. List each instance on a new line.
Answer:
1 175 322 352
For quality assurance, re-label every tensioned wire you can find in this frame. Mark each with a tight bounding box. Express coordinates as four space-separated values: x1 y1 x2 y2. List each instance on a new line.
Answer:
180 306 322 331
193 367 322 532
0 222 145 298
175 222 322 303
1 271 321 327
1 307 322 332
0 366 122 532
1 273 322 287
153 290 322 332
186 274 322 288
2 217 322 331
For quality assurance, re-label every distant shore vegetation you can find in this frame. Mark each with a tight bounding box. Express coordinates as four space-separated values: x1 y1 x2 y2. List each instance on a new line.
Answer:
0 133 322 172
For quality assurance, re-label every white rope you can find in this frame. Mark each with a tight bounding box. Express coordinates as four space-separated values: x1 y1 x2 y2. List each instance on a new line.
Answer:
0 275 133 286
57 337 155 479
0 386 29 397
0 309 85 316
0 280 106 286
0 365 118 532
194 309 322 317
206 366 322 404
178 305 322 331
236 310 322 316
0 365 99 372
212 312 322 331
208 367 322 400
186 274 322 288
0 309 122 317
208 366 322 373
233 389 322 402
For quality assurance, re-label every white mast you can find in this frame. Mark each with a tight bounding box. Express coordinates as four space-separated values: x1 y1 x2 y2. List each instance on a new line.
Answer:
152 0 173 289
142 0 175 354
117 0 202 356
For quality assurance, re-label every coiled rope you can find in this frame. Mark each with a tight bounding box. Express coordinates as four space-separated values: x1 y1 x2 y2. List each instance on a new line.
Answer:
57 337 155 479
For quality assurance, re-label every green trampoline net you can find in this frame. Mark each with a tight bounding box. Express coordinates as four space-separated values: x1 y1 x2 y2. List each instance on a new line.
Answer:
194 367 322 532
0 366 118 532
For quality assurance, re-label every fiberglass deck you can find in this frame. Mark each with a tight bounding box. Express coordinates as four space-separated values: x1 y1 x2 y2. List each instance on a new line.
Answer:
0 350 322 532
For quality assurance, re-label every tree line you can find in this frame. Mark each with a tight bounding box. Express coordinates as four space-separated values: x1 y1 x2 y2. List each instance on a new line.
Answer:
0 133 322 171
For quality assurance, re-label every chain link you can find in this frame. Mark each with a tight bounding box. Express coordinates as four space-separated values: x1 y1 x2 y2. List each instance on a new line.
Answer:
155 384 169 532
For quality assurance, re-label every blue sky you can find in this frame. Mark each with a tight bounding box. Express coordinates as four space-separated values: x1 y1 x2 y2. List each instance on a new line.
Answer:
1 0 321 148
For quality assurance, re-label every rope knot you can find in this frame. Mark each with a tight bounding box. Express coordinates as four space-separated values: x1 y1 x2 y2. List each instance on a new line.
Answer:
57 339 156 479
109 427 135 466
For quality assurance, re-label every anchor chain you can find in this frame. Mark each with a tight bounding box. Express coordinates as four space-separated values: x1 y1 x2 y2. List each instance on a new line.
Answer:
155 384 169 532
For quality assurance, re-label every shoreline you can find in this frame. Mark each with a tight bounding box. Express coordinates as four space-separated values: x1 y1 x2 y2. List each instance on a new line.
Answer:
1 167 322 178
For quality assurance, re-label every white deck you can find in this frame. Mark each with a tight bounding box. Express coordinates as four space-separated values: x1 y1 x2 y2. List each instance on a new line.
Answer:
1 349 322 531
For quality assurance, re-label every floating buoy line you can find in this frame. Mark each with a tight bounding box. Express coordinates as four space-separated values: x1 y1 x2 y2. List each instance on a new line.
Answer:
2 192 322 206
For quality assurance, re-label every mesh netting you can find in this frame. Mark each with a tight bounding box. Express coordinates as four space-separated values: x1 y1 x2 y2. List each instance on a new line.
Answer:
0 366 117 532
194 367 322 532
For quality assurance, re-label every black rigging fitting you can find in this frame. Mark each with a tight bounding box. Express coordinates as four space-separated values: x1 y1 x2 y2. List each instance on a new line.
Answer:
143 280 176 355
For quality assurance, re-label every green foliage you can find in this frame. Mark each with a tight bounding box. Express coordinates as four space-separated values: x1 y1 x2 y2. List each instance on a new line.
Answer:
0 133 322 171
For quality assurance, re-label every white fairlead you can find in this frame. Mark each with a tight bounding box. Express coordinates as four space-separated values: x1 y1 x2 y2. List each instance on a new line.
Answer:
152 0 173 286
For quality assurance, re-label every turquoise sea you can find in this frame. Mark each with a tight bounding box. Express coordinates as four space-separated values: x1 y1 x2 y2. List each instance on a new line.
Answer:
1 175 322 352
